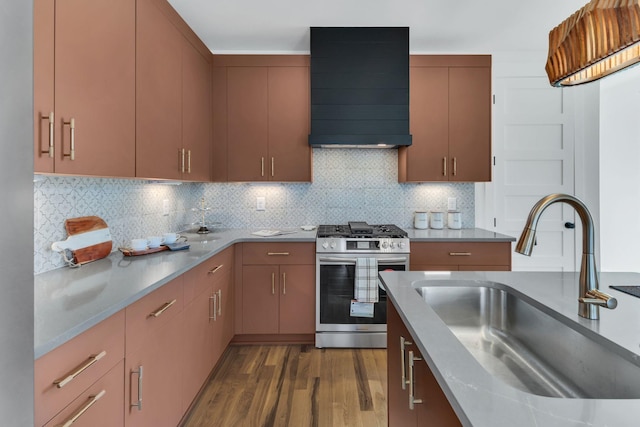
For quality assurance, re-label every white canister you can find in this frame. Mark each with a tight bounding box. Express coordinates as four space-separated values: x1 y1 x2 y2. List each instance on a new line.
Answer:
430 211 444 229
414 211 428 229
447 211 462 229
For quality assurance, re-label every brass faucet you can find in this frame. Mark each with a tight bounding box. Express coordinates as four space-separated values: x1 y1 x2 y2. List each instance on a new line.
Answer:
515 193 617 320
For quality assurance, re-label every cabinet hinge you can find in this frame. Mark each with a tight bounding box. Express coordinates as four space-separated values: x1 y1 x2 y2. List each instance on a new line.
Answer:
493 218 497 227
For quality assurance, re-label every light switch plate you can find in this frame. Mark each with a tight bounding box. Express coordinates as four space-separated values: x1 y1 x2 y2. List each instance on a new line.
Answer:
447 197 457 211
162 199 170 216
256 196 266 211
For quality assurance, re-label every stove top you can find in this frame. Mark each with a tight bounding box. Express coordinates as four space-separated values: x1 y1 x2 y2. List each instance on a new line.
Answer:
317 222 408 239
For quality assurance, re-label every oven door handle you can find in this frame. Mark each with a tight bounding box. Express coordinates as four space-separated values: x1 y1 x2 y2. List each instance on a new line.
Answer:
318 257 408 264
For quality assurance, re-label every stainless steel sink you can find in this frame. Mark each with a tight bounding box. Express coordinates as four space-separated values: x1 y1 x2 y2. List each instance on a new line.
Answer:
414 281 640 398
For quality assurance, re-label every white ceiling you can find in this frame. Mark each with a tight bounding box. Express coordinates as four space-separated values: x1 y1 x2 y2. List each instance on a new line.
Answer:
168 0 587 54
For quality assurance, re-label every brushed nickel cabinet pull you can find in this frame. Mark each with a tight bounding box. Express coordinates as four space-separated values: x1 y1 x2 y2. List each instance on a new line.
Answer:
187 150 191 173
63 118 75 160
208 265 224 275
53 350 107 388
443 157 447 176
271 157 274 177
408 351 423 410
271 272 275 295
57 389 106 427
131 366 143 410
180 149 185 173
40 112 54 158
400 336 412 390
453 157 457 176
217 289 222 316
267 252 290 256
449 252 471 256
209 294 215 321
282 272 286 295
148 299 176 318
261 157 265 177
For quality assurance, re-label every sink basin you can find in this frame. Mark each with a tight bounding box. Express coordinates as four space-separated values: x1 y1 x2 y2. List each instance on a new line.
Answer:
414 281 640 399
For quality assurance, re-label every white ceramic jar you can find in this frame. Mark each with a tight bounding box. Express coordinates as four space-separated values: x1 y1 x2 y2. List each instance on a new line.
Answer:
430 211 444 229
447 211 462 229
414 211 428 229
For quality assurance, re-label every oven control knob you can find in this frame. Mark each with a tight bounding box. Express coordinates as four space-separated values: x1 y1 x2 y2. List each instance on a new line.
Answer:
390 242 396 248
322 241 329 249
381 241 389 249
399 242 406 249
330 241 337 249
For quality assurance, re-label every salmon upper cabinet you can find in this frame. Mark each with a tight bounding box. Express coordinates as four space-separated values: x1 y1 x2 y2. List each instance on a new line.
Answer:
135 0 212 181
399 55 492 183
212 56 311 182
34 0 136 177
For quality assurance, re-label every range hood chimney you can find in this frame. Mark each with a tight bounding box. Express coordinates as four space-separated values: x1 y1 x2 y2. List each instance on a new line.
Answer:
308 27 412 148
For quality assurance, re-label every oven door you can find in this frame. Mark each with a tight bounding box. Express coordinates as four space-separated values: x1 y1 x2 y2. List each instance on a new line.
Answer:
316 254 408 332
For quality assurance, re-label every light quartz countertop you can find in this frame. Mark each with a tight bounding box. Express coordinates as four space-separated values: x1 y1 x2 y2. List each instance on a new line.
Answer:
379 270 640 427
34 227 513 359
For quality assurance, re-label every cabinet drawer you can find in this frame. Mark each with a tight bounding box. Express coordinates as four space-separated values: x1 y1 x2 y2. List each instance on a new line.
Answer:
35 311 125 427
43 360 124 427
125 276 183 355
242 242 314 265
183 246 233 303
411 242 511 267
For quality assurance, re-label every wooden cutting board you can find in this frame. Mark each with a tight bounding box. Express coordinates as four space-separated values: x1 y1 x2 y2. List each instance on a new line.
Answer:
51 216 113 265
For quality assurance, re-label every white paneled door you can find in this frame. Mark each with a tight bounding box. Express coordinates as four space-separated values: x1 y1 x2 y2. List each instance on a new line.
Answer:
493 77 576 271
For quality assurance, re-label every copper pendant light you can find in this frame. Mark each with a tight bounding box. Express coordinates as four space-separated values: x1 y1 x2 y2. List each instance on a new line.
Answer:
546 0 640 87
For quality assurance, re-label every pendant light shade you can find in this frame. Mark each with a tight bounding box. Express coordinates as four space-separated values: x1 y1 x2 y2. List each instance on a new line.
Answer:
546 0 640 87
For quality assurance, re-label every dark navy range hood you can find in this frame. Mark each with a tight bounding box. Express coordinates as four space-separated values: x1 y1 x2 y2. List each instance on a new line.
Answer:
308 27 412 148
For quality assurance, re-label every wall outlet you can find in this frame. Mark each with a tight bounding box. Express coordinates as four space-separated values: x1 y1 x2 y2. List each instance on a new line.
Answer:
256 196 266 211
447 197 457 211
162 199 170 216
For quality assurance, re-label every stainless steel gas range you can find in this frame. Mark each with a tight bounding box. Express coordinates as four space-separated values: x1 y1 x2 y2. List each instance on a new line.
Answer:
315 222 410 348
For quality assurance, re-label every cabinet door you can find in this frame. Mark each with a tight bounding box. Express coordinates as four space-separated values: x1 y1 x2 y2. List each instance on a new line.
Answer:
181 287 214 412
387 301 417 426
212 268 234 362
267 66 311 182
279 265 315 334
400 66 449 182
136 0 183 180
241 265 279 334
182 40 211 182
414 357 462 426
227 67 269 181
33 0 54 173
125 311 184 427
54 0 135 177
448 66 492 182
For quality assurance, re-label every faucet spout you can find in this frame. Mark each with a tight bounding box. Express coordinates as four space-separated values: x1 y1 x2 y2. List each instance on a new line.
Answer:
515 193 616 320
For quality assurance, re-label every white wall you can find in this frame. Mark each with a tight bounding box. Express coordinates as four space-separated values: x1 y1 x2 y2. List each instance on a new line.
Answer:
598 66 640 272
0 0 34 423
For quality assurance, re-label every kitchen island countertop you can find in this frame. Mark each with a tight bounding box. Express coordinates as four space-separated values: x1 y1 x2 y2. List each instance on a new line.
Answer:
34 227 512 359
379 270 640 427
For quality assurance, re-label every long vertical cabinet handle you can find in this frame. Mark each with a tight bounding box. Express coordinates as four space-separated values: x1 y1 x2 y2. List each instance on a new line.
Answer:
282 272 286 295
271 272 275 295
442 157 447 176
261 157 265 177
452 157 457 176
131 366 143 411
63 118 75 160
57 389 106 427
271 157 275 177
187 150 191 174
408 351 424 410
209 294 216 321
40 112 54 158
400 336 412 390
180 149 186 173
217 289 222 316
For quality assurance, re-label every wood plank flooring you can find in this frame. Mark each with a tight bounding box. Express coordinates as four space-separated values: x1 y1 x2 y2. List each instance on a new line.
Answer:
181 345 388 427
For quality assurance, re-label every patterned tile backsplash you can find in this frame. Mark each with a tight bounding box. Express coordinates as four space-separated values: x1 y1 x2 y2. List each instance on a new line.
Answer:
34 149 474 274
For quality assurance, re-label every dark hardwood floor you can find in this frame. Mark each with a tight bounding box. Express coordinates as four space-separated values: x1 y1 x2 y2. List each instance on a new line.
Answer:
181 345 388 427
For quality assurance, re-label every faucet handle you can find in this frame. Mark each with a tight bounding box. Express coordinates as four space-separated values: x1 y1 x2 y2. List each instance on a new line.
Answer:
579 289 618 309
